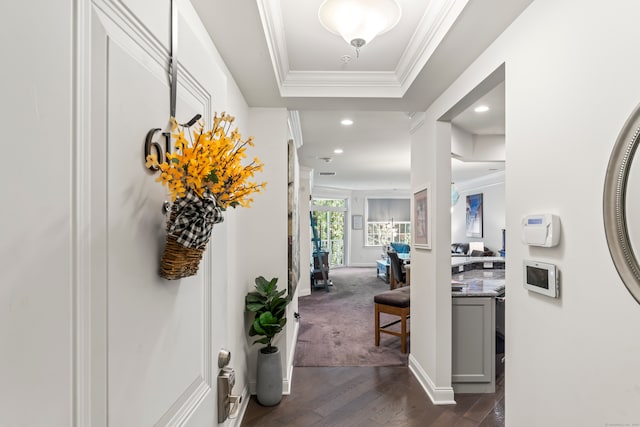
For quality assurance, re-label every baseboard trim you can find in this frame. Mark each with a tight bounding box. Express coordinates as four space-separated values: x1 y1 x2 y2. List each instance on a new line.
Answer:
408 354 456 405
230 385 250 427
283 320 300 395
298 286 311 297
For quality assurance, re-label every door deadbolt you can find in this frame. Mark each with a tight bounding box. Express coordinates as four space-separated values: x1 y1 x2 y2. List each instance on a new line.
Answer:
217 349 241 423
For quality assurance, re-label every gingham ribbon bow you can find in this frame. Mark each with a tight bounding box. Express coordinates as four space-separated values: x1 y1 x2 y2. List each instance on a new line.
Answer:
169 190 223 248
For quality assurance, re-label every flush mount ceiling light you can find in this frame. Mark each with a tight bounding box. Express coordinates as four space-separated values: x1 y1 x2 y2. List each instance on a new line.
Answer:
334 148 344 154
318 0 401 58
474 105 490 113
341 118 354 125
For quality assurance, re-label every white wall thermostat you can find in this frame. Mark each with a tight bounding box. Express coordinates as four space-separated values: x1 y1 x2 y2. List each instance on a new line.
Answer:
521 214 561 247
523 260 559 298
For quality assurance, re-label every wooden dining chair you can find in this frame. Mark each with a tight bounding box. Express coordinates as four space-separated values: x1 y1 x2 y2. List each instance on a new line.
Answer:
374 286 410 353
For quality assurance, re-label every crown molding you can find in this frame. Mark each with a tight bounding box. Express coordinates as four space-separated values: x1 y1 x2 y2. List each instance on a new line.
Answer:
257 0 467 98
455 170 505 191
256 0 289 90
283 70 400 87
281 70 403 98
409 111 427 134
396 0 469 92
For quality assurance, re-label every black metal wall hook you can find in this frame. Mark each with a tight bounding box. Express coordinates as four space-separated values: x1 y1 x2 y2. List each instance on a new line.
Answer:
143 1 202 174
169 0 178 118
168 0 201 129
179 114 201 128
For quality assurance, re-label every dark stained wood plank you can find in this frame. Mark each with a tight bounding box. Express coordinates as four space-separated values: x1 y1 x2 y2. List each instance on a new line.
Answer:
241 366 504 427
478 396 505 427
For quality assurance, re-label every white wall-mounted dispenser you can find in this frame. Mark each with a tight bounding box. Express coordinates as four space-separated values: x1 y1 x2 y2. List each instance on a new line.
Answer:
521 214 561 247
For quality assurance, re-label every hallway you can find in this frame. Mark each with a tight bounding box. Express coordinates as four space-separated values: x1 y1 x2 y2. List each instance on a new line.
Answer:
295 267 408 367
241 366 504 426
242 267 505 426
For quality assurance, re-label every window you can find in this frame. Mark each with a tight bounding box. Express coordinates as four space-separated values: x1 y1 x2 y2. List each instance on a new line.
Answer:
365 198 411 246
311 198 347 266
313 198 345 209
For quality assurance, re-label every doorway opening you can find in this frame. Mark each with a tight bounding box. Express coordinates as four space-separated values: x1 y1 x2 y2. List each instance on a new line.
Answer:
310 198 347 267
441 64 506 401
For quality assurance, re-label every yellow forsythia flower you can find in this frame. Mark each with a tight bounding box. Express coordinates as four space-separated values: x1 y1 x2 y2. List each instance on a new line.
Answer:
152 112 266 209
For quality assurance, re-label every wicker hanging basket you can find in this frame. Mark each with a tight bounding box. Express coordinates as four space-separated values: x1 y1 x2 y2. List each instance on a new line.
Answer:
159 211 204 280
159 200 223 280
159 237 207 280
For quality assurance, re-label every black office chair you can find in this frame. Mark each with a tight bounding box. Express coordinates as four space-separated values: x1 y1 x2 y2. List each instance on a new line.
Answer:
387 251 406 289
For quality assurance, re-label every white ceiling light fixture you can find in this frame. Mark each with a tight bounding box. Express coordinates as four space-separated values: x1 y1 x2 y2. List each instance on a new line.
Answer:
318 0 402 58
474 105 490 113
334 148 344 154
341 118 354 125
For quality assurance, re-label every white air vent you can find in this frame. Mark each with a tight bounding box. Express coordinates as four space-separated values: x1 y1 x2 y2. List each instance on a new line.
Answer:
319 172 336 176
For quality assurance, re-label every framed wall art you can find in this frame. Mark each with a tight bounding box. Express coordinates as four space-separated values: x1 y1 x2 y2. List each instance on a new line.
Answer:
413 184 431 249
352 214 363 230
466 193 484 238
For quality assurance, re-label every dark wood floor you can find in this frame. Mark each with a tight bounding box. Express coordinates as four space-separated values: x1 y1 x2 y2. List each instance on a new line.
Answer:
241 365 505 427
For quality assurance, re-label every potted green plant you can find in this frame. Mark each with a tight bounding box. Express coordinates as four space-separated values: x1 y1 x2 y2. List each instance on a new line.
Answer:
245 276 290 406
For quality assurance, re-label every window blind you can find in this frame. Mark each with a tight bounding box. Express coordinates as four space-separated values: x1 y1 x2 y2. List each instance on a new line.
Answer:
366 198 410 222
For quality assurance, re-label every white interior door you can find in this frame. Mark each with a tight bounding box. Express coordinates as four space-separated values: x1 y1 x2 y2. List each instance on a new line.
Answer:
89 3 224 425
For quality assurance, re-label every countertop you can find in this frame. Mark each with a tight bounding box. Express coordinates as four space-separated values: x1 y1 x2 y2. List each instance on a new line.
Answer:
451 256 505 267
451 269 505 297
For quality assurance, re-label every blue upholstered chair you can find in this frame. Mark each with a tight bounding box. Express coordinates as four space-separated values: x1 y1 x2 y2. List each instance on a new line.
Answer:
390 242 410 254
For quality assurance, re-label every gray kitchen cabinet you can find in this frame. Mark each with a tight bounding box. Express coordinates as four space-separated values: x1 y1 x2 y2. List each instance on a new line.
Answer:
451 296 496 393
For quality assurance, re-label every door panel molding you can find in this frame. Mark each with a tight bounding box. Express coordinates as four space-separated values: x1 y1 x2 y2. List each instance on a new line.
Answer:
84 2 215 425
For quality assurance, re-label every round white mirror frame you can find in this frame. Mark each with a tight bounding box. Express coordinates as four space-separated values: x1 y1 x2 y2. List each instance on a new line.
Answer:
604 102 640 305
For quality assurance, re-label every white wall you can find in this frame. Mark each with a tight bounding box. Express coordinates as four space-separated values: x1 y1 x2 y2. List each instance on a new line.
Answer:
408 117 456 403
451 124 474 158
237 108 289 394
0 1 73 425
412 0 640 424
0 1 293 425
473 134 505 160
503 2 640 424
451 174 505 254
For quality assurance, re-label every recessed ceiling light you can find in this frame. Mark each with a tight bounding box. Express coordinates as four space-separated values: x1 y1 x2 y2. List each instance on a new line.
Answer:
474 105 490 113
341 119 353 126
334 148 343 154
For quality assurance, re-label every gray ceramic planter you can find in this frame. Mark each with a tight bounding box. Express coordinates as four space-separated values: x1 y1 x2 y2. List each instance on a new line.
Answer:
256 347 282 406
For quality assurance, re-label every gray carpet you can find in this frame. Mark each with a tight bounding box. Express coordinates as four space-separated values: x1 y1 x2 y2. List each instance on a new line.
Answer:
294 267 409 367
